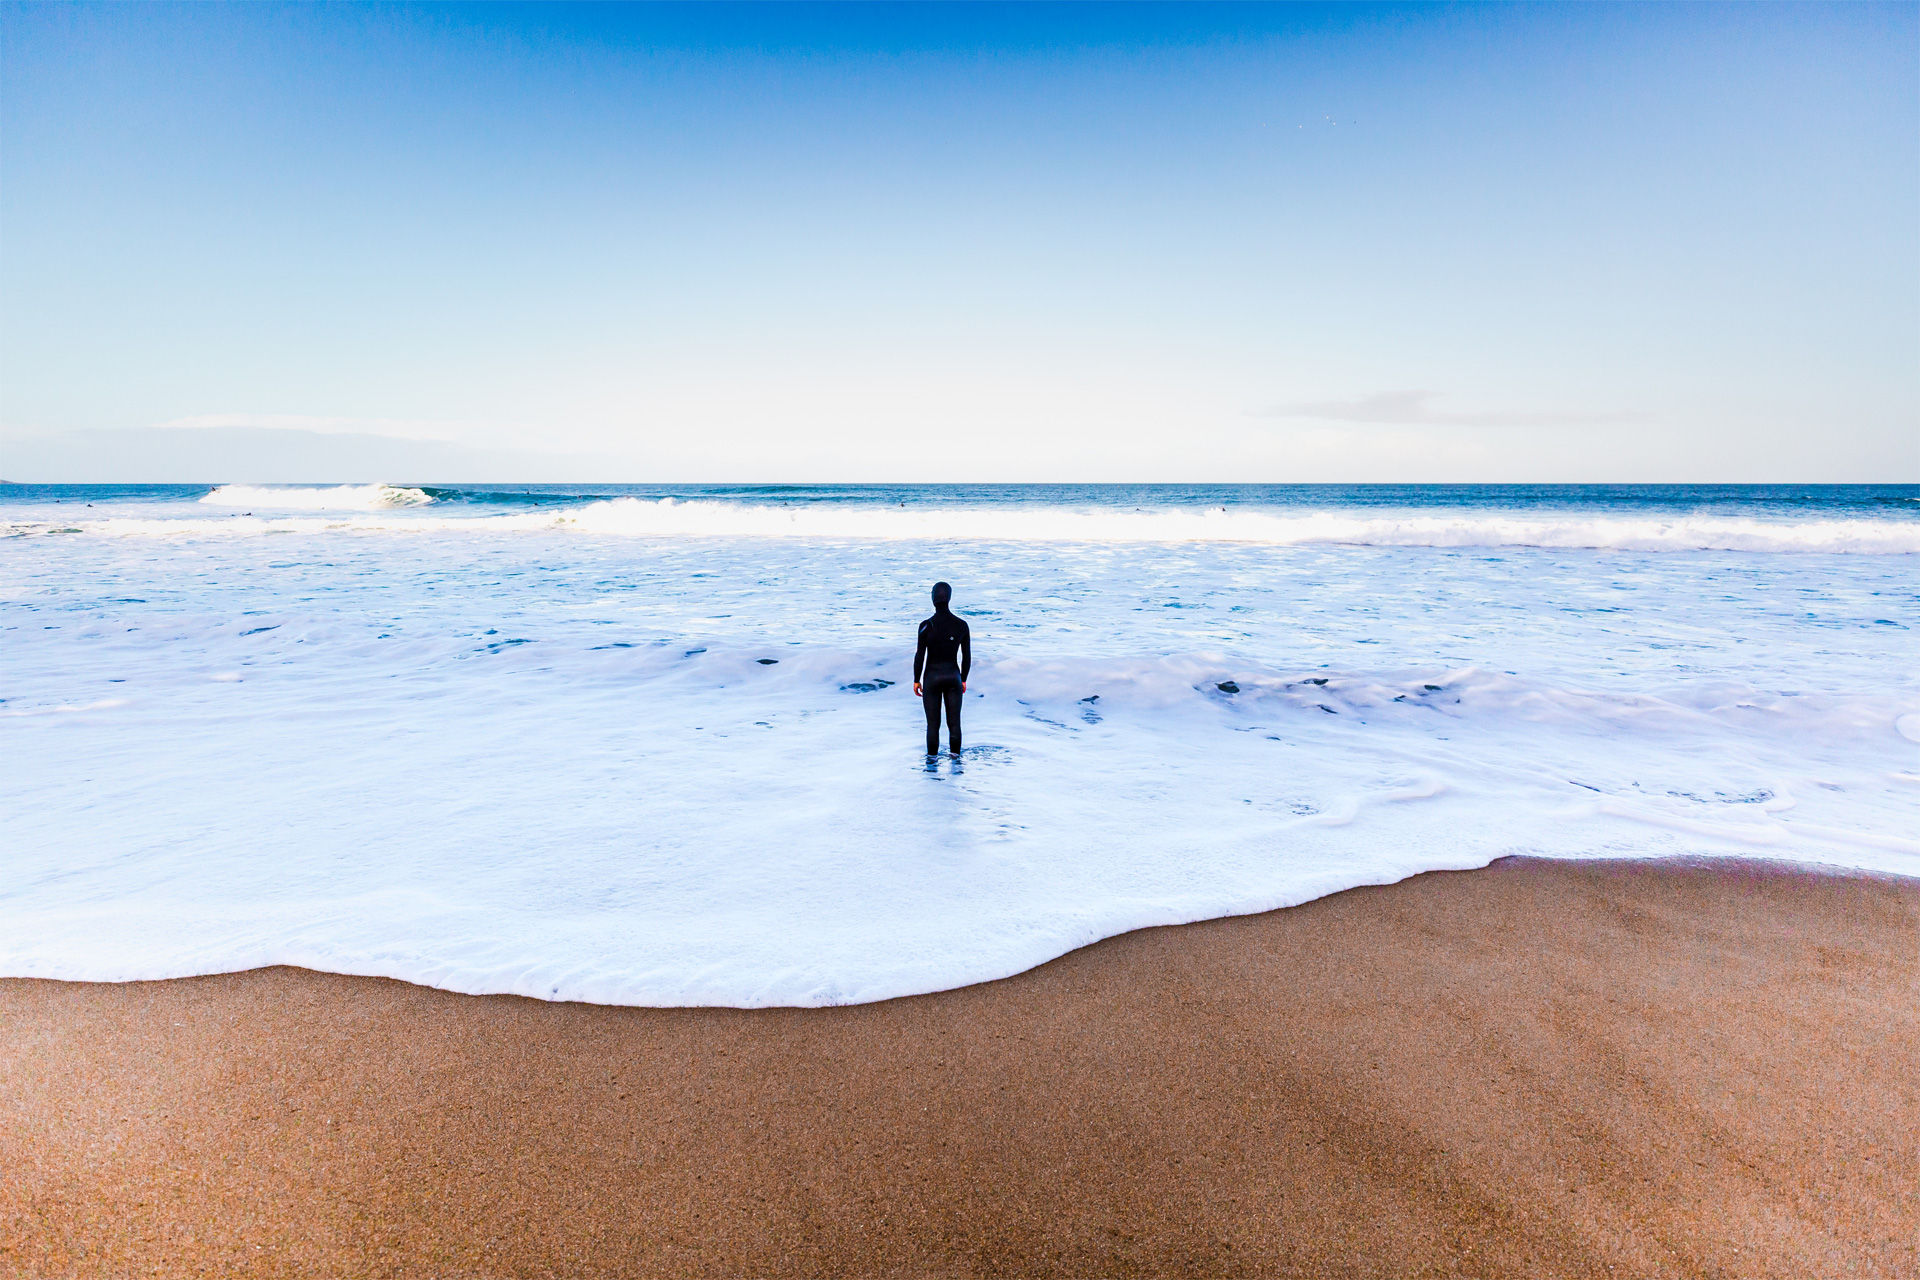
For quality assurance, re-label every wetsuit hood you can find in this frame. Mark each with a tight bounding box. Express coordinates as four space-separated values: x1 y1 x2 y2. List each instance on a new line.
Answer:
931 581 952 611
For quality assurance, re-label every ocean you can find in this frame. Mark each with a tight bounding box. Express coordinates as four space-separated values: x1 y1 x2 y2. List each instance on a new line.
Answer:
4 482 1917 1006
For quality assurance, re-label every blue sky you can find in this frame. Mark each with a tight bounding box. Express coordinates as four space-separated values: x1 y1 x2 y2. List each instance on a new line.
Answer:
3 1 1914 481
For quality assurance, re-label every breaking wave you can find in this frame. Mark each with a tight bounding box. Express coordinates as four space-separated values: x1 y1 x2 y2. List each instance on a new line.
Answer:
70 495 1920 552
549 498 1920 553
199 483 434 510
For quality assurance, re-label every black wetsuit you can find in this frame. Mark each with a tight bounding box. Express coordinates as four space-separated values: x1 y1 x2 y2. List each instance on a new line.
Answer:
914 607 972 754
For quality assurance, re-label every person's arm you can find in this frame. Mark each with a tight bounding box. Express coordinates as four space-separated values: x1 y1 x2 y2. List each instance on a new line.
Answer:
958 620 971 687
913 622 928 694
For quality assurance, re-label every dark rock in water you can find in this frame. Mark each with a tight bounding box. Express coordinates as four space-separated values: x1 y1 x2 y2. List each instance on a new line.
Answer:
1318 704 1338 713
1080 695 1100 703
1306 677 1328 686
757 658 778 665
1423 684 1443 692
684 648 706 657
841 679 896 693
1216 681 1240 694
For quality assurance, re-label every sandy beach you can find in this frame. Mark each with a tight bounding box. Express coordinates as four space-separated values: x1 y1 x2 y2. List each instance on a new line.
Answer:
4 856 1914 1279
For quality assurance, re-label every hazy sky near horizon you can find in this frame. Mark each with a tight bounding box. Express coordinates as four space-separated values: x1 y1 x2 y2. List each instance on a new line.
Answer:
3 1 1915 482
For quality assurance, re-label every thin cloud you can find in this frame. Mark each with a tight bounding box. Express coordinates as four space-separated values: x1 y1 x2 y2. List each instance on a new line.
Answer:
1260 390 1647 428
156 414 473 443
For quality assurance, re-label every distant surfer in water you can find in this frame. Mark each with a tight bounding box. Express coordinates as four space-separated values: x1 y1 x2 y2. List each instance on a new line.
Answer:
913 581 971 756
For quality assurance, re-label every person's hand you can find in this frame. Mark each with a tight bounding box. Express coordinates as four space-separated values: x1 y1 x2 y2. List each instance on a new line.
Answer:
913 683 921 697
961 682 968 692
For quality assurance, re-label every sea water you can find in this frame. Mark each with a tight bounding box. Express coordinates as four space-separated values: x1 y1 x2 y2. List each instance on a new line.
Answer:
4 483 1917 1006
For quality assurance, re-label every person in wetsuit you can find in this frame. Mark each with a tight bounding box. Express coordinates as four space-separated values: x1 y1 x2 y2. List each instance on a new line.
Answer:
913 581 972 756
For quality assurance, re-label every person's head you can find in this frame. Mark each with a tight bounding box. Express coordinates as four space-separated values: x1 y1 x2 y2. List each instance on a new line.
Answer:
931 581 952 610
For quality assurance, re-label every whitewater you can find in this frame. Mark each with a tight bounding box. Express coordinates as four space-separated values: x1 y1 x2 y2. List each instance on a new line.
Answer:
4 483 1917 1006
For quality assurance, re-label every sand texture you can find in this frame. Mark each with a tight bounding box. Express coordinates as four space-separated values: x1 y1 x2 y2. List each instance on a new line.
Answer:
4 856 1916 1278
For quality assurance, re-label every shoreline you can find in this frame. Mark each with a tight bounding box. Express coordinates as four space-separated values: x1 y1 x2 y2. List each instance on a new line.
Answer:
5 856 1915 1278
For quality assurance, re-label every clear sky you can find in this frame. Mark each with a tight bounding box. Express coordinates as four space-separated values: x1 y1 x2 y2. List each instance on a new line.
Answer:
3 1 1914 482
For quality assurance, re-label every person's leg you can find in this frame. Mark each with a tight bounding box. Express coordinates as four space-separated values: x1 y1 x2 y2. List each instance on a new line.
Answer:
944 682 963 754
923 683 942 755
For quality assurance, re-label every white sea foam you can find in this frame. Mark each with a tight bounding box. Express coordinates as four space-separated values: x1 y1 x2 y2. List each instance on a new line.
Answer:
3 515 1914 1006
22 495 1920 552
198 482 434 510
554 498 1920 554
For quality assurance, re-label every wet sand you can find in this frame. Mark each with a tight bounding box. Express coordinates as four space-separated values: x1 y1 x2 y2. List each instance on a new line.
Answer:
4 856 1915 1278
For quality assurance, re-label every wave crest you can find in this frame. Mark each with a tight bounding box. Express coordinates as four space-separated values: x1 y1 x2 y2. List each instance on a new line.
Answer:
199 483 434 510
35 494 1920 552
550 498 1920 553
